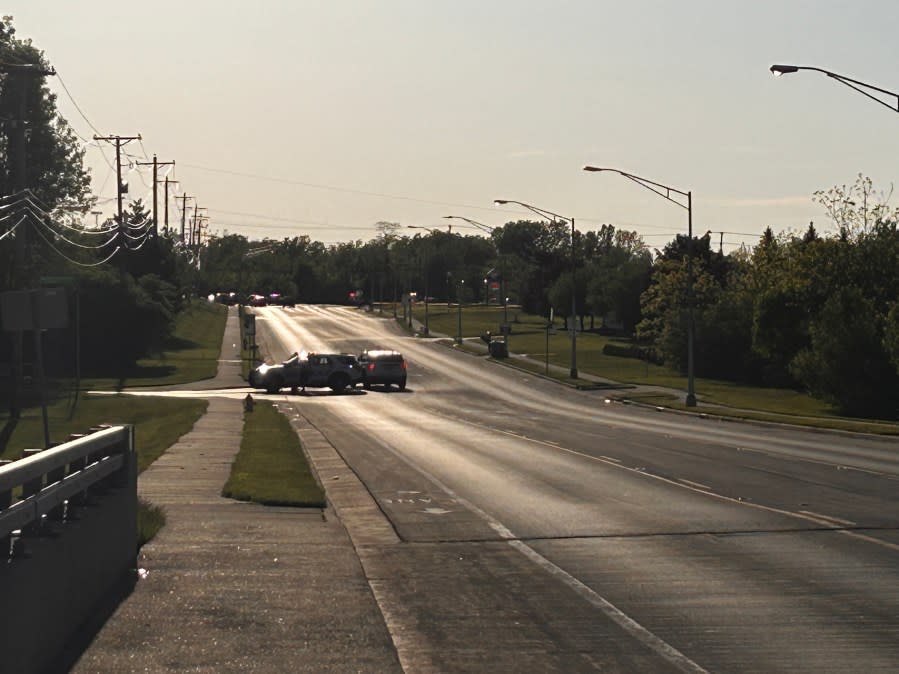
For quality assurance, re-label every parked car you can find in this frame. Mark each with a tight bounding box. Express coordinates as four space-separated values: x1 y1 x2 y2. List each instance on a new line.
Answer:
249 352 362 393
358 349 407 390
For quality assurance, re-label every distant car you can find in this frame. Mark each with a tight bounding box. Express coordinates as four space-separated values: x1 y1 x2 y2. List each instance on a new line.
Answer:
358 350 407 390
248 294 267 307
248 352 362 393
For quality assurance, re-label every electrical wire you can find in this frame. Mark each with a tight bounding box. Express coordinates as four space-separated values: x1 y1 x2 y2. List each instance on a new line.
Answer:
181 163 507 214
28 213 118 249
28 219 121 267
54 70 105 137
127 233 152 251
0 189 32 203
0 215 26 241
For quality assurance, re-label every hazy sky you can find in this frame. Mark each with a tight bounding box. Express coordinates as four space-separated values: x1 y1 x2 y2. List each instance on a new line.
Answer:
12 1 899 251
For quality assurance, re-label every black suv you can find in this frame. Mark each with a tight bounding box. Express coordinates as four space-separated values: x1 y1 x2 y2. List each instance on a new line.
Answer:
249 352 362 393
358 350 407 390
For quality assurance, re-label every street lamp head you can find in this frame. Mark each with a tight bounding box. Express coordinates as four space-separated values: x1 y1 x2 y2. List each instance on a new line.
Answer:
770 64 800 76
581 166 607 172
494 199 510 206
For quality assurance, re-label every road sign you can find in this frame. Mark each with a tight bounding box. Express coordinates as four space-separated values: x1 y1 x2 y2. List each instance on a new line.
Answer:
40 276 76 286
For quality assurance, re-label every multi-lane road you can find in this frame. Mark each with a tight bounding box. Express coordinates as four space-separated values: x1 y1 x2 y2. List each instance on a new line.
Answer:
255 304 899 673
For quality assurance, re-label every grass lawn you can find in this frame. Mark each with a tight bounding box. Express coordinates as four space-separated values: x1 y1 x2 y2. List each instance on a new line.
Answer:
1 299 227 545
222 401 325 507
412 303 899 433
1 394 207 546
1 394 207 470
84 300 227 391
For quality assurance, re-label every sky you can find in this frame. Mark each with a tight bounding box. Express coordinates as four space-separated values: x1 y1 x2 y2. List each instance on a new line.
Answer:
11 1 899 252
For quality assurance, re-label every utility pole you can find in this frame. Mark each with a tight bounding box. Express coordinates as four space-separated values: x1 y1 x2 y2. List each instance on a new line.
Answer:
136 154 174 238
0 62 55 426
93 134 141 248
1 62 56 281
191 206 207 249
163 177 179 235
175 194 193 244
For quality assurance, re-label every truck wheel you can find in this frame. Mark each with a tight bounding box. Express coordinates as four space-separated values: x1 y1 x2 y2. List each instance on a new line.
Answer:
329 374 349 393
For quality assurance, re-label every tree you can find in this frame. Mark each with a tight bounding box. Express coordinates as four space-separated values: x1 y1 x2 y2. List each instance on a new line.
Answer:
791 286 899 417
584 226 652 334
492 219 569 315
812 173 899 239
0 16 92 290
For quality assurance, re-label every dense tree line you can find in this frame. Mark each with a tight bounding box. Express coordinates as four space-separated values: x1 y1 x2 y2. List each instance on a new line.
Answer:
638 175 899 418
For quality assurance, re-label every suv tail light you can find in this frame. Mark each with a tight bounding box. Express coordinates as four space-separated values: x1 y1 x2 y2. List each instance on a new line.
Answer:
402 360 407 370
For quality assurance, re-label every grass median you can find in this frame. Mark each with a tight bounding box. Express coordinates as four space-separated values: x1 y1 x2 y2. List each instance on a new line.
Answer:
2 300 227 546
412 303 899 434
222 401 325 507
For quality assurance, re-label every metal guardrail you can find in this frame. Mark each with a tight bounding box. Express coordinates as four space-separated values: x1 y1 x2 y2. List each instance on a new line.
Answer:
0 425 134 551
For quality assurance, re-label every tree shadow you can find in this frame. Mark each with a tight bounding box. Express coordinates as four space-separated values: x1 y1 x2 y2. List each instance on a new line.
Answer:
0 413 19 455
161 335 198 351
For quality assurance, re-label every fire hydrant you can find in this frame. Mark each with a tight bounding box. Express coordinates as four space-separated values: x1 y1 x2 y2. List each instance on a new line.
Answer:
244 393 255 412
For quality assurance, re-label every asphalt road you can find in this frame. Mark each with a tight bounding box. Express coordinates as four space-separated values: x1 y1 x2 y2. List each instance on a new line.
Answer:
255 304 899 673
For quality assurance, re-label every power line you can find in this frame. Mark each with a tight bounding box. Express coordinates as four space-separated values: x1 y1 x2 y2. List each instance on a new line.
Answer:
28 218 121 267
54 70 104 136
181 162 507 214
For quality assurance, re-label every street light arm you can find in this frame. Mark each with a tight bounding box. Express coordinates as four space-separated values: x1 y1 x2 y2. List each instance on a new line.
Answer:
443 215 494 233
582 166 689 210
493 199 571 224
770 64 899 114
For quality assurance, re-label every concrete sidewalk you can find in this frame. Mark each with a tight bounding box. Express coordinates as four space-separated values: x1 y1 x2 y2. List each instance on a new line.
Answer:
71 307 400 673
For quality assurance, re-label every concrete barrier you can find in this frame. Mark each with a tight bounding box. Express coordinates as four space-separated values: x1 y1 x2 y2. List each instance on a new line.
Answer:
0 425 137 673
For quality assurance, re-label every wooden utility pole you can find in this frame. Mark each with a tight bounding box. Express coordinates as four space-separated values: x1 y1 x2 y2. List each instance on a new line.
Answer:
175 193 193 243
163 177 179 235
191 206 207 249
92 134 141 247
0 62 55 426
136 154 175 238
0 63 55 281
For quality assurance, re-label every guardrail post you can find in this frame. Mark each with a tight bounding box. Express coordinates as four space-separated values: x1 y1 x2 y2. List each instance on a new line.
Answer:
111 425 136 489
46 442 67 522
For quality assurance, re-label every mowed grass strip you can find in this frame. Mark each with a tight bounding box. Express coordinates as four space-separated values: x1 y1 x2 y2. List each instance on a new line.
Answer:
1 394 207 471
222 401 325 507
1 394 208 546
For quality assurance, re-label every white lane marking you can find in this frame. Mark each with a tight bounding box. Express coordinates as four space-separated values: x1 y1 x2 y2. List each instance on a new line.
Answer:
507 538 709 674
679 479 712 491
599 455 622 464
419 408 899 555
798 511 857 527
360 426 709 674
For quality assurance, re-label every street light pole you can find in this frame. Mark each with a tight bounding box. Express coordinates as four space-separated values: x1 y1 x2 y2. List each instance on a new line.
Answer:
494 200 577 379
444 215 502 337
770 64 899 114
581 166 697 406
456 279 465 344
